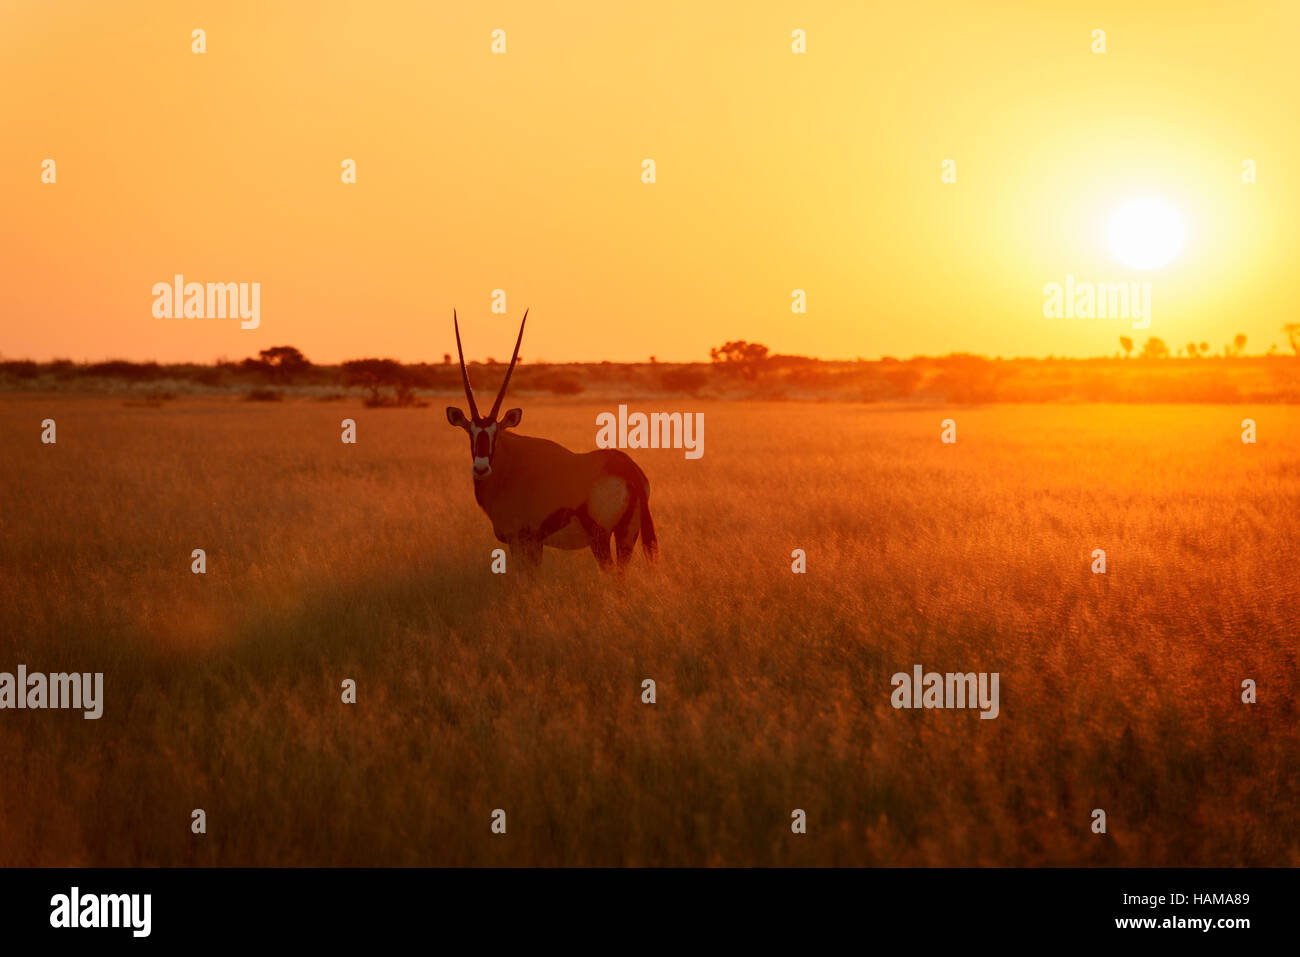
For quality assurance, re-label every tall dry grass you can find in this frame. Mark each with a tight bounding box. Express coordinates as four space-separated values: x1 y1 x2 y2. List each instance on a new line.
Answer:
1 395 1297 865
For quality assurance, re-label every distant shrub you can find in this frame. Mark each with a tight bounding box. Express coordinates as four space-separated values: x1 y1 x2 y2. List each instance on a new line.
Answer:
1141 338 1170 359
531 372 584 395
709 340 769 380
243 389 283 402
242 346 313 382
83 360 164 380
0 360 40 378
363 393 428 408
342 358 420 406
929 356 1004 402
400 364 460 391
861 363 922 401
883 364 923 397
658 367 709 395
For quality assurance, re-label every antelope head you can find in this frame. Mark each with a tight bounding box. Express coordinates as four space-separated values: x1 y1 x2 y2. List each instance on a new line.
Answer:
446 309 527 480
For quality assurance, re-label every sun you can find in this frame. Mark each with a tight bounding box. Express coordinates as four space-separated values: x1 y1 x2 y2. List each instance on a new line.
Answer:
1108 198 1185 270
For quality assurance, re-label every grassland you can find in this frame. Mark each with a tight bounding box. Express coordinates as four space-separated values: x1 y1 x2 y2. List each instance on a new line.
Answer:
1 394 1297 865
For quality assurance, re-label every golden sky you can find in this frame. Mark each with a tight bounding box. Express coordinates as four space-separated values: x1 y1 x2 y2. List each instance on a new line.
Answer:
3 1 1298 363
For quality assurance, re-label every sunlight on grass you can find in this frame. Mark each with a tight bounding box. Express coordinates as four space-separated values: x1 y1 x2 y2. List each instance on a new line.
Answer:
1 396 1297 865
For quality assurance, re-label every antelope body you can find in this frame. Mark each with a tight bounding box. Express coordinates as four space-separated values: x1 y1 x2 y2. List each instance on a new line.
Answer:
447 311 658 568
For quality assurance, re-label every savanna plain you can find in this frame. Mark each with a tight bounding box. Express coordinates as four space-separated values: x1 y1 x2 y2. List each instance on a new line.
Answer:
1 395 1297 865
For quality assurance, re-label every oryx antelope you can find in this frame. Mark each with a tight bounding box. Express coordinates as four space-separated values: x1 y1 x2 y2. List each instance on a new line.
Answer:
446 311 659 569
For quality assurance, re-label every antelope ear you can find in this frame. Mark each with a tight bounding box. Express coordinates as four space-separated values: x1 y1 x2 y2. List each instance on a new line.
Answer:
500 408 523 429
446 407 470 430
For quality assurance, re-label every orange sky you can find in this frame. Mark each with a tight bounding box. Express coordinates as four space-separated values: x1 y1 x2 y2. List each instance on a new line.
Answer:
3 1 1298 364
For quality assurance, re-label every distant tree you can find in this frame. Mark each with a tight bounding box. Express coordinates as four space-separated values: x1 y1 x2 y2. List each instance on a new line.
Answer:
1268 343 1279 356
1141 337 1170 359
1283 324 1300 356
342 358 415 406
1119 336 1133 358
709 340 770 379
256 345 311 382
1233 333 1247 356
1186 341 1199 358
1199 341 1210 355
259 345 309 369
442 353 452 365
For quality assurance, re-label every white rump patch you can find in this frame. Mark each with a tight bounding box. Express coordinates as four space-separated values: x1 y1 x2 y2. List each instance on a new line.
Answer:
588 476 630 529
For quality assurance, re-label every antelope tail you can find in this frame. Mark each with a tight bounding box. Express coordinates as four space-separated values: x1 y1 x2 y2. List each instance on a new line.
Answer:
639 495 659 561
603 449 658 561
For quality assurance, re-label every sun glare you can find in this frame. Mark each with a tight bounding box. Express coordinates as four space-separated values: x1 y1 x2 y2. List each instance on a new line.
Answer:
1108 198 1186 270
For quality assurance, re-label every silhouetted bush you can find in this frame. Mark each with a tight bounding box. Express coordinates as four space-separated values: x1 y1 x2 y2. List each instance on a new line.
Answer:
83 360 164 380
342 358 419 406
710 340 769 379
929 355 1004 402
242 346 313 382
658 367 709 395
0 360 40 378
861 363 923 401
530 372 584 395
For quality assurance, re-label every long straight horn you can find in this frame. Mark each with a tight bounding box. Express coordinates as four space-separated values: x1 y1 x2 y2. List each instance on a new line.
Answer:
453 309 480 420
488 309 528 419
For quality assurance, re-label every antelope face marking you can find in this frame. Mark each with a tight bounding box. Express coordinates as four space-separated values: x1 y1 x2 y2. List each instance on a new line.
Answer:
447 308 528 481
446 407 523 480
471 422 494 477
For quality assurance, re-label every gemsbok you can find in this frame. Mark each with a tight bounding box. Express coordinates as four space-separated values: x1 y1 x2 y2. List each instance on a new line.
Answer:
446 311 659 569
